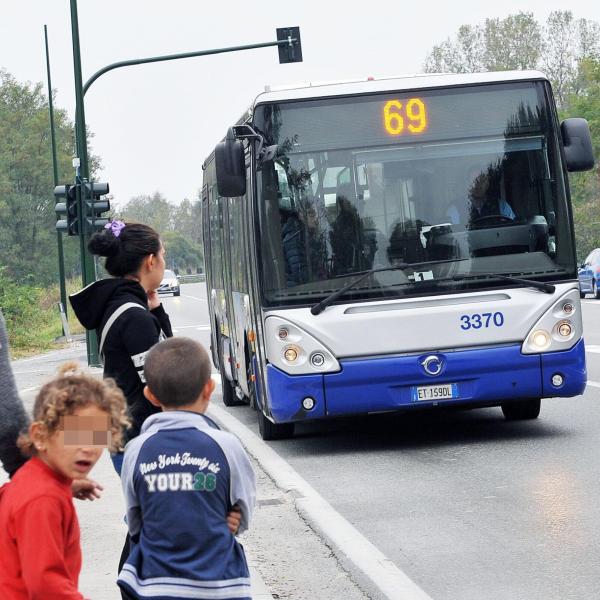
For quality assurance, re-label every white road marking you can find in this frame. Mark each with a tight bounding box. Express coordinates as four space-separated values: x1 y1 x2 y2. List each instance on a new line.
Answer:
172 324 212 331
18 386 40 394
180 294 208 302
585 345 600 353
15 348 78 363
208 403 434 600
586 380 600 388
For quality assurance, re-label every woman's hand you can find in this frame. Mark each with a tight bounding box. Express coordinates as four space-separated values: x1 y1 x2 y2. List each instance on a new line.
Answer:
147 289 161 310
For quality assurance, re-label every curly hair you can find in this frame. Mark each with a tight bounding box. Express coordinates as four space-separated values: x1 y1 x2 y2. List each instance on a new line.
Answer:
18 362 130 455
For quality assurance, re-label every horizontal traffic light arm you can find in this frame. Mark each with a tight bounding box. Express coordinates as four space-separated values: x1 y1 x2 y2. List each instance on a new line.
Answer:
82 30 302 95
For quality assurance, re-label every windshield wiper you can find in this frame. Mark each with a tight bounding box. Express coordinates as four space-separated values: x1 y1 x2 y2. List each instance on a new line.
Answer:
311 264 556 315
310 258 466 315
447 273 555 294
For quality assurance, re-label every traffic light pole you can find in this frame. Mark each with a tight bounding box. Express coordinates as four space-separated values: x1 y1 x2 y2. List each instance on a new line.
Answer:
68 0 301 366
70 0 100 365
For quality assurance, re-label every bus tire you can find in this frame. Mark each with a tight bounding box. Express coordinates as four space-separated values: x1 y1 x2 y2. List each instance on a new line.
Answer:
258 410 294 441
501 399 541 420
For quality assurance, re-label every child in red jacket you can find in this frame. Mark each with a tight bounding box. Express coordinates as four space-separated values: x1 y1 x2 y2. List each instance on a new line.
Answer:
0 362 128 599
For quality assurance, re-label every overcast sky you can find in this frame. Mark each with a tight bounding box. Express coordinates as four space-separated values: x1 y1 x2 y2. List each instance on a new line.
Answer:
2 1 599 208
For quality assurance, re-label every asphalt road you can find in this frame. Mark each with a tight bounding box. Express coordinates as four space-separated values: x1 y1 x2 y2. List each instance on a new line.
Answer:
165 283 600 600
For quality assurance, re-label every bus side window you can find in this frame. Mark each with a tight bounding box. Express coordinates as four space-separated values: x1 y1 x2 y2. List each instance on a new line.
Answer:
260 162 287 291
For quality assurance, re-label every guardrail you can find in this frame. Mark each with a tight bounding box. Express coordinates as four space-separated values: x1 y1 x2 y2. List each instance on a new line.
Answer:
177 274 206 283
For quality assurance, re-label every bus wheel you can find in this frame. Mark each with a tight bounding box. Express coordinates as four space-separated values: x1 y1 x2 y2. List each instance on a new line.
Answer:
258 410 294 441
501 399 541 420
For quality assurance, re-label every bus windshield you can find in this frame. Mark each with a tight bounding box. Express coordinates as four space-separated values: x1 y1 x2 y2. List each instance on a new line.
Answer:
253 81 575 306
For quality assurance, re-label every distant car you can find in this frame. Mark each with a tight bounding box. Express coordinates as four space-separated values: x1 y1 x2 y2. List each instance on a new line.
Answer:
158 269 181 296
578 249 600 298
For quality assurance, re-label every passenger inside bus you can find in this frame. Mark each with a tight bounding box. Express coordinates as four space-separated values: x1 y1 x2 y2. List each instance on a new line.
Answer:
329 183 376 276
280 206 308 287
446 165 516 227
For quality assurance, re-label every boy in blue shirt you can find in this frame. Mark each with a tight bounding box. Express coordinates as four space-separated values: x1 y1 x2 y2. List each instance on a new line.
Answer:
117 337 256 600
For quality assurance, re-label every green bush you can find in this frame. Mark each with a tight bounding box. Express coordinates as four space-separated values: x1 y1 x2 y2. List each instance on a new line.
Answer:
0 269 84 357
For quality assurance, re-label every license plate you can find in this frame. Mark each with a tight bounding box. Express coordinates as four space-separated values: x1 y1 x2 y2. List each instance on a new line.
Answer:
412 383 458 402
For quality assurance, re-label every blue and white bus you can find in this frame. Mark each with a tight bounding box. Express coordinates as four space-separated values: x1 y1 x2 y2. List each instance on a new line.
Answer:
201 71 595 440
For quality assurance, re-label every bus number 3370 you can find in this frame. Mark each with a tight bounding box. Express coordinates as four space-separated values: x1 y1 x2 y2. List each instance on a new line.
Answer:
460 312 505 330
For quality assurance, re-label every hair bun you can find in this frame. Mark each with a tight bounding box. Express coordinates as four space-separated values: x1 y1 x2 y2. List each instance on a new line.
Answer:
88 229 120 257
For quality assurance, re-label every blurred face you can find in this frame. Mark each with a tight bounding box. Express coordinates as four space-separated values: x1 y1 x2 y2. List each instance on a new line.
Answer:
34 404 110 480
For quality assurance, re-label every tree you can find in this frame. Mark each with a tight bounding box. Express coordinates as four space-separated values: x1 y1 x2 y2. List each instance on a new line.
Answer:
483 13 541 72
117 190 204 248
424 11 600 109
119 191 172 233
172 198 197 241
0 70 99 285
161 231 203 273
424 12 540 73
561 59 600 260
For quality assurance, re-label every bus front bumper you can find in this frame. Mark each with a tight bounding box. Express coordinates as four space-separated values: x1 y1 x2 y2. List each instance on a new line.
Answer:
265 339 586 423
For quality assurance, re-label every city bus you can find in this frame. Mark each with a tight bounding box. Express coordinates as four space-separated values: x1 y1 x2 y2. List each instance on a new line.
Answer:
201 70 594 440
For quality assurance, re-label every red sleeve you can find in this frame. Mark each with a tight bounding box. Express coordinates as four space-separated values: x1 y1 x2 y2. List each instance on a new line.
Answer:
14 496 84 599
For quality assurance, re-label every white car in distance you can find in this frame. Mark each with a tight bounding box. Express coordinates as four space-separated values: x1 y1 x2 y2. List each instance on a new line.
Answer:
158 269 181 296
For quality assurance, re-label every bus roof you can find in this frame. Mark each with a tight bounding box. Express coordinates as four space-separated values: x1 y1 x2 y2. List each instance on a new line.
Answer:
253 70 549 106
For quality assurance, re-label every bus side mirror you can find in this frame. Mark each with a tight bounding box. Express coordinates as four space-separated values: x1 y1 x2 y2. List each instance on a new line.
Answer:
215 128 246 197
561 118 595 172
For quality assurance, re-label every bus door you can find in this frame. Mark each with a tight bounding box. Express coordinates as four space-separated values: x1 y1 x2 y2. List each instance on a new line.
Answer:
241 162 266 405
201 184 219 369
216 193 238 385
207 185 233 382
222 193 253 399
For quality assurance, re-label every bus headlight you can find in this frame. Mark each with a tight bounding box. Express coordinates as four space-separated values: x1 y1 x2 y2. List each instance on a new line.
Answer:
522 288 583 354
557 321 572 338
265 316 341 375
284 347 299 362
531 330 551 350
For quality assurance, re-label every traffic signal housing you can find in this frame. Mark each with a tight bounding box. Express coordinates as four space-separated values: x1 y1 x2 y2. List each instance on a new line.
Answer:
276 27 302 63
55 184 80 236
82 182 110 233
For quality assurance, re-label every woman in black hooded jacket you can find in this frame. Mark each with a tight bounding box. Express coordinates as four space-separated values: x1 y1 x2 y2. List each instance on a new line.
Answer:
70 221 172 474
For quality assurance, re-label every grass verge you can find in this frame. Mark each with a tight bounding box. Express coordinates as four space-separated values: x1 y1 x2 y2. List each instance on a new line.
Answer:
1 275 85 359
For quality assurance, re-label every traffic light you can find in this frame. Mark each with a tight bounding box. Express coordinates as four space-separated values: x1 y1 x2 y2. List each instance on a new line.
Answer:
276 27 302 64
55 184 80 236
82 182 110 233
